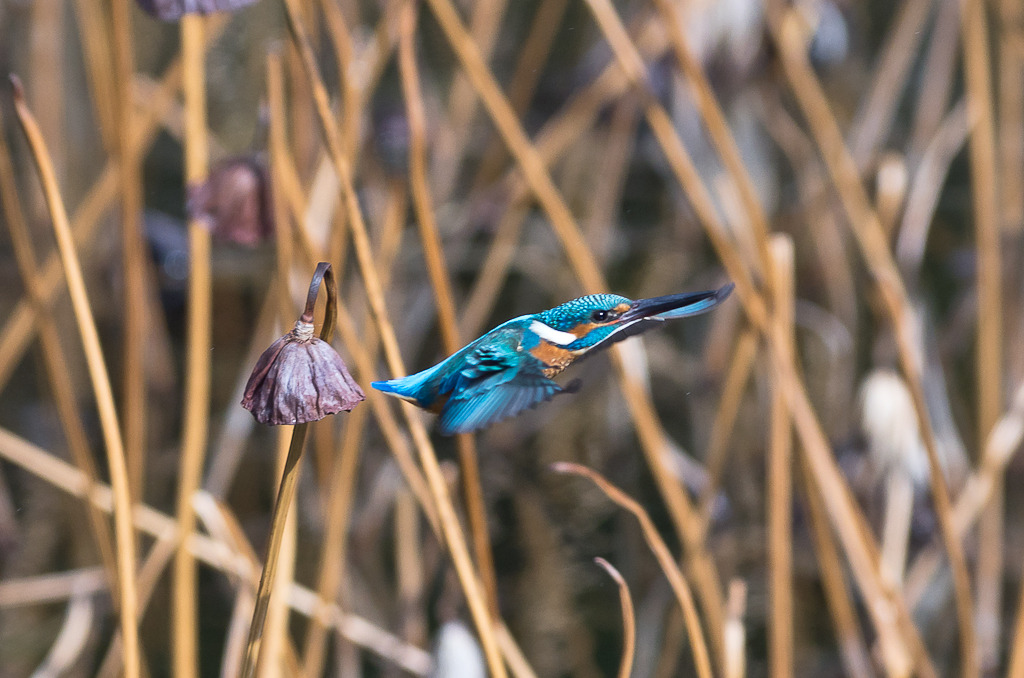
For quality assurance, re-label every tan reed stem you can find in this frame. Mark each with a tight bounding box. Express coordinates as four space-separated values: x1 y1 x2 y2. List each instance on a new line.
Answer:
647 0 773 277
279 2 507 673
242 262 340 678
470 0 570 190
257 426 300 677
796 454 875 678
396 490 428 650
302 403 370 675
770 11 976 674
263 68 301 677
848 0 931 164
459 16 673 340
11 75 140 678
317 0 361 160
264 49 439 541
71 0 116 153
421 0 730 664
397 0 500 618
111 0 149 505
697 328 758 533
567 0 766 324
998 0 1024 233
96 533 178 678
554 462 712 678
174 14 213 678
332 299 440 533
594 558 636 678
560 1 931 669
29 0 65 192
431 0 508 202
961 0 1004 669
0 425 431 674
909 0 961 155
768 236 794 678
0 18 229 393
0 103 120 604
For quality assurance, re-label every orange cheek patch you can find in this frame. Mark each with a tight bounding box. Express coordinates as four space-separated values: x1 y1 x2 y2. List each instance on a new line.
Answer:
571 322 600 338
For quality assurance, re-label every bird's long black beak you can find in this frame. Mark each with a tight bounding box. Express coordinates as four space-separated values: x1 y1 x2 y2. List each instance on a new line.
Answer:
620 283 734 323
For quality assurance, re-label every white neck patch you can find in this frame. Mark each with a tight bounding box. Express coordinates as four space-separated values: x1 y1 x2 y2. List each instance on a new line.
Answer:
530 320 577 346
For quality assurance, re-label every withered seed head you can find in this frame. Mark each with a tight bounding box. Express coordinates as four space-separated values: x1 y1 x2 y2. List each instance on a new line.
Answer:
187 155 273 247
241 263 364 425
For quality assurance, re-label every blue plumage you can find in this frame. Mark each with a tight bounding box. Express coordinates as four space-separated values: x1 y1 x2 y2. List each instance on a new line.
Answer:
371 283 733 434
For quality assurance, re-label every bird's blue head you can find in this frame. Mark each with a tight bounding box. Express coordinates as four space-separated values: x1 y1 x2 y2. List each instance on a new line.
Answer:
529 285 734 353
532 293 633 351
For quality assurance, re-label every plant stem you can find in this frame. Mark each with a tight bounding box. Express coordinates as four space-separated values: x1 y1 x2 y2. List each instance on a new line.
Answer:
11 74 141 678
240 423 308 678
173 14 212 678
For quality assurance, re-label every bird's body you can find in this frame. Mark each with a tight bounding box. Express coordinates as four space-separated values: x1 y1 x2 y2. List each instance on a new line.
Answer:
372 284 733 435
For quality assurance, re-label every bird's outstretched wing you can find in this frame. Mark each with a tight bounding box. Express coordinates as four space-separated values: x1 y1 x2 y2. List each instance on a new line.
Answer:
436 341 563 435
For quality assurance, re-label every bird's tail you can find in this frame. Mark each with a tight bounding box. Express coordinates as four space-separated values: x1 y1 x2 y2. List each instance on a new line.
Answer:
371 363 444 406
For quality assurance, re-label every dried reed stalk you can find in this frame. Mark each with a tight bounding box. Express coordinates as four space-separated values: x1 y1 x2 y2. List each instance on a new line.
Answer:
554 462 712 678
266 49 357 676
317 0 361 160
279 2 508 673
240 262 351 678
173 15 213 678
421 0 730 664
757 95 859 344
907 379 1024 612
574 1 929 669
332 299 440 533
961 0 1004 668
470 0 570 190
264 45 440 544
396 490 427 648
431 0 508 202
848 0 931 164
768 235 794 678
770 11 975 674
11 75 140 678
796 456 875 678
698 329 758 533
998 0 1024 232
29 0 65 191
0 425 432 674
96 533 179 678
570 0 765 323
0 18 229 392
111 0 149 506
257 427 298 678
0 107 120 599
398 0 499 618
594 558 636 678
459 15 672 339
648 0 772 276
897 103 970 275
71 0 117 153
301 404 368 674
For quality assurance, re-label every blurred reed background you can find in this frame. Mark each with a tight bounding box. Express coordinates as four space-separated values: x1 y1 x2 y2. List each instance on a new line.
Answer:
0 0 1022 676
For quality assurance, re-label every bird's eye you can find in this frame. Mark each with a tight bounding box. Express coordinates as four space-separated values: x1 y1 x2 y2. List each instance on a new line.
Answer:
591 310 610 322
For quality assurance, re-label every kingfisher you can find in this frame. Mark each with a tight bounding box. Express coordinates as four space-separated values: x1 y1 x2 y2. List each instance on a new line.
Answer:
372 283 734 435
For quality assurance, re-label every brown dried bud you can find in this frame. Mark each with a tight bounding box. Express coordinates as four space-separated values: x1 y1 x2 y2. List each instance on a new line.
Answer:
241 262 364 425
187 155 272 247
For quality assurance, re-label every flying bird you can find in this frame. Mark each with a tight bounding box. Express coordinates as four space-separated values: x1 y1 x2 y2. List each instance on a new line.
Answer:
372 284 734 435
